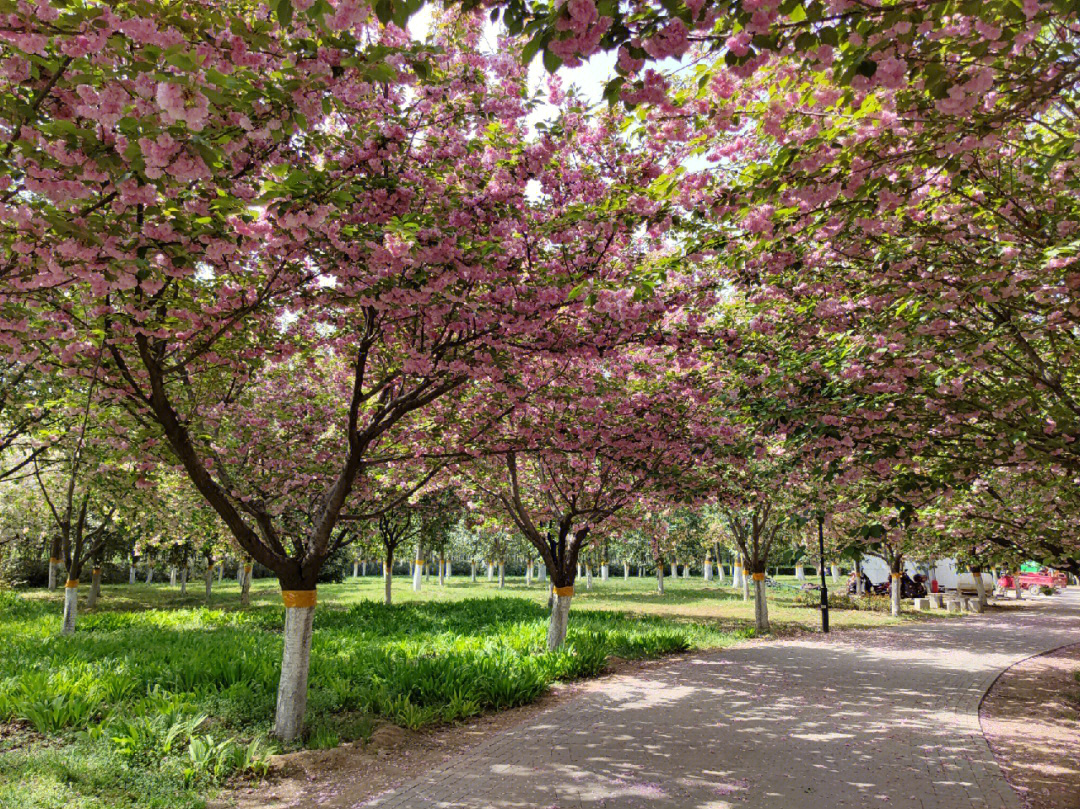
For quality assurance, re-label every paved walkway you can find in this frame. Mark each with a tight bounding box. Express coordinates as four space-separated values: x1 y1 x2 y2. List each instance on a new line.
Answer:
366 591 1080 809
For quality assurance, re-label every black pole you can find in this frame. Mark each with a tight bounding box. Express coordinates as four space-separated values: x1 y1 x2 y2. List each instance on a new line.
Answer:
818 513 829 633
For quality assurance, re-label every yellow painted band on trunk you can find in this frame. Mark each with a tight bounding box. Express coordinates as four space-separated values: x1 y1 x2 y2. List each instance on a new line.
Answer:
281 590 317 608
891 573 902 579
752 573 765 581
65 579 79 588
91 568 101 575
415 559 423 565
554 586 574 597
243 564 252 572
49 557 61 564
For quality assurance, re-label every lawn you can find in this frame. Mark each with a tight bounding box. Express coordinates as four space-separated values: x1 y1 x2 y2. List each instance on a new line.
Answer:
1 574 938 809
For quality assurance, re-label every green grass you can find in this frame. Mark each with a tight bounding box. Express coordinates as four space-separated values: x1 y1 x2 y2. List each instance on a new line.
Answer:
1 574 935 809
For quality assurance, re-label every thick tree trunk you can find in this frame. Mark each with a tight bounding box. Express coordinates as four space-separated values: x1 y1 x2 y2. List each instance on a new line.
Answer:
752 574 769 633
733 561 743 589
61 581 78 635
498 562 505 589
274 601 316 741
470 560 477 582
487 560 494 581
547 594 572 651
670 561 677 578
683 563 690 579
128 564 136 584
241 564 252 606
352 561 358 578
623 561 629 580
384 564 393 605
87 568 102 608
170 566 177 586
412 557 422 592
538 562 546 582
601 563 609 582
704 559 713 581
972 566 988 609
180 566 188 595
795 564 805 581
656 564 665 594
205 566 214 604
831 564 840 583
48 558 61 592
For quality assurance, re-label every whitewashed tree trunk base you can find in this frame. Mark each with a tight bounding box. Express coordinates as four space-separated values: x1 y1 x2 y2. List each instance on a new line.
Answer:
48 561 59 592
547 595 572 650
498 563 505 589
128 565 136 584
274 604 315 741
87 570 101 608
412 562 422 592
384 568 393 605
61 586 78 635
753 577 769 632
170 567 177 586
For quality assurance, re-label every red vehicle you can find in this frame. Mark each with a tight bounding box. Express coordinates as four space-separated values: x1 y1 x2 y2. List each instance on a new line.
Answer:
997 568 1068 591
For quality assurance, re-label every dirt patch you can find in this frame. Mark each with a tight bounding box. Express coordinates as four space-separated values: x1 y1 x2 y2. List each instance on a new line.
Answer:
980 642 1080 809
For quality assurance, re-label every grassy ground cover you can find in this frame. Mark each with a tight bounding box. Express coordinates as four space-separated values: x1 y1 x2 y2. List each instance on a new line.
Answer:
1 575 934 809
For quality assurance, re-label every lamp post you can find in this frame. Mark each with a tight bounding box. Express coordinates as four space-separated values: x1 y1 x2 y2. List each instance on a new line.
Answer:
817 513 829 633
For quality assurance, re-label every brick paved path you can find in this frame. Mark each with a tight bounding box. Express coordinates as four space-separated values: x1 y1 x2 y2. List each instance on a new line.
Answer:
366 591 1080 809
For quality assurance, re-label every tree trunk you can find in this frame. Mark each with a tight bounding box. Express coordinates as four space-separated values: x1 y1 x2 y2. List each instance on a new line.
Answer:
87 568 102 608
128 564 136 584
352 561 358 578
704 559 713 581
205 566 214 604
586 565 593 590
716 563 725 586
831 564 840 583
670 560 677 578
362 560 367 576
525 561 532 587
890 558 903 617
741 566 750 601
438 557 445 586
170 566 177 586
180 566 188 595
733 561 743 589
498 561 505 589
61 581 78 635
656 563 665 594
217 564 223 583
1014 571 1023 600
241 564 252 606
752 574 769 632
48 558 61 592
470 560 477 582
624 561 629 580
145 564 153 584
547 594 572 650
412 557 422 592
972 566 988 609
487 560 494 581
683 563 690 579
601 563 609 582
274 600 316 741
384 563 393 605
538 562 546 582
795 564 805 581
